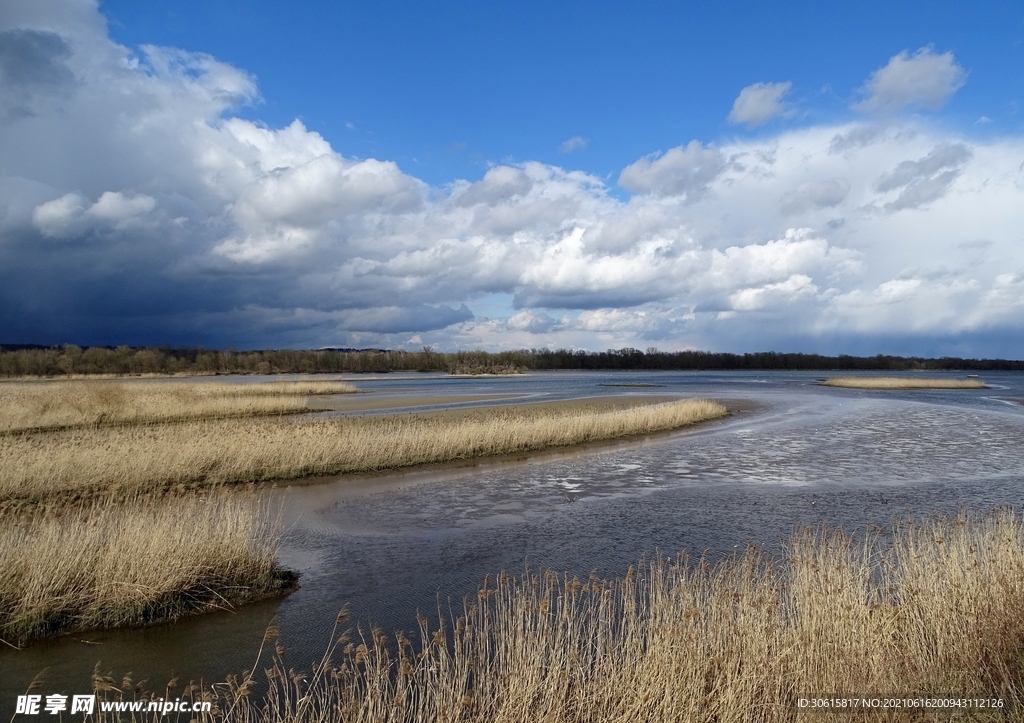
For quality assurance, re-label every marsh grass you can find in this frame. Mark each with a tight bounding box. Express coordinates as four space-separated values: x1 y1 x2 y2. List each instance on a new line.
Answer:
92 511 1024 722
0 492 288 645
0 399 726 505
822 376 987 390
0 379 357 434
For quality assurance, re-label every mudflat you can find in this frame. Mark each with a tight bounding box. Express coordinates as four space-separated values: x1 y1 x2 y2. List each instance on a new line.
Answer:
306 393 522 412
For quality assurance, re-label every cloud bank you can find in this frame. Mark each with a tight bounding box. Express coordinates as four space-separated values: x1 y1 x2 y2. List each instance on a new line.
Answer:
2 3 1023 356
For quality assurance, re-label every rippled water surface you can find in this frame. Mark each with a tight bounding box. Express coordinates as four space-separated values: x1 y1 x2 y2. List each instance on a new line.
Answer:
3 370 1024 696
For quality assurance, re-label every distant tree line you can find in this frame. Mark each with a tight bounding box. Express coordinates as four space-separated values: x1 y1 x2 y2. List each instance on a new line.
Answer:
1 344 1022 378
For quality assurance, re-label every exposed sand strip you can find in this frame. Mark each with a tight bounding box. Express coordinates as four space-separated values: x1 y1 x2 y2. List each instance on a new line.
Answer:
821 376 987 389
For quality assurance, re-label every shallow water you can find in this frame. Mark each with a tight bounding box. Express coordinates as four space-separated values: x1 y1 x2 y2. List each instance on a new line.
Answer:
3 370 1024 698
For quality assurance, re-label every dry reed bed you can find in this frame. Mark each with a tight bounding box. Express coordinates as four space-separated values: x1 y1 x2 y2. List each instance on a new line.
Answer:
822 376 987 390
0 492 287 645
91 511 1024 723
0 379 357 434
0 399 726 505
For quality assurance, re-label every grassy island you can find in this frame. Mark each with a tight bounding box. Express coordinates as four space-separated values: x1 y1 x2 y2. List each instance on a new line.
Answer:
822 376 987 390
0 493 290 645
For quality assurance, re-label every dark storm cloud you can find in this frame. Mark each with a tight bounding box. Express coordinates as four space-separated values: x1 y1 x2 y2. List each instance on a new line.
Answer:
0 29 76 120
0 29 74 89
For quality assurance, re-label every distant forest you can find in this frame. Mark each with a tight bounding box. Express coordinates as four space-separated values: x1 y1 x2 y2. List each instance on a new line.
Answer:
1 344 1022 377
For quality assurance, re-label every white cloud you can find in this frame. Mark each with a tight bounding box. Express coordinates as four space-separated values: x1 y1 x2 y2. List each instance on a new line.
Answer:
87 191 156 221
618 140 726 199
31 193 86 238
453 165 533 207
854 48 967 115
728 274 818 311
507 310 558 333
559 136 587 153
728 81 792 127
32 190 156 237
574 308 658 333
215 150 423 263
704 230 859 294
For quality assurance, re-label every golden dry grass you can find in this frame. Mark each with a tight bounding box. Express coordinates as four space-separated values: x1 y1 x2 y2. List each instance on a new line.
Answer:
0 492 288 645
0 379 357 434
822 376 987 390
0 399 726 505
100 511 1024 723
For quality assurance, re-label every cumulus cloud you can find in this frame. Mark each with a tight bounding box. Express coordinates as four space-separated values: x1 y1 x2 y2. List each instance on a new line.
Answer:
574 308 662 333
705 230 858 292
729 274 818 311
31 193 86 237
3 3 1024 356
618 140 726 200
507 310 558 333
32 191 157 237
854 47 967 115
88 191 157 221
453 165 533 207
515 227 688 309
216 149 423 263
728 81 792 127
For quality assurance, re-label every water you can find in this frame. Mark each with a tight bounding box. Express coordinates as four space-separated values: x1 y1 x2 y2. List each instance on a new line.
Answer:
3 370 1024 698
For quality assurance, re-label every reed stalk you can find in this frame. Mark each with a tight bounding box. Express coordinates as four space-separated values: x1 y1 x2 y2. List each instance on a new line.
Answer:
0 379 357 434
90 511 1024 722
0 492 288 645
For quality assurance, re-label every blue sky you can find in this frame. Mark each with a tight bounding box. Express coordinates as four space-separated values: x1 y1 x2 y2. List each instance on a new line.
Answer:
2 0 1024 355
98 1 1023 186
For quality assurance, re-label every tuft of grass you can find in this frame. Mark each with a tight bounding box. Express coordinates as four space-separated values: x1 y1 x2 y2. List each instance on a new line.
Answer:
0 399 727 505
821 376 987 390
97 511 1024 723
0 492 290 645
0 379 357 434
